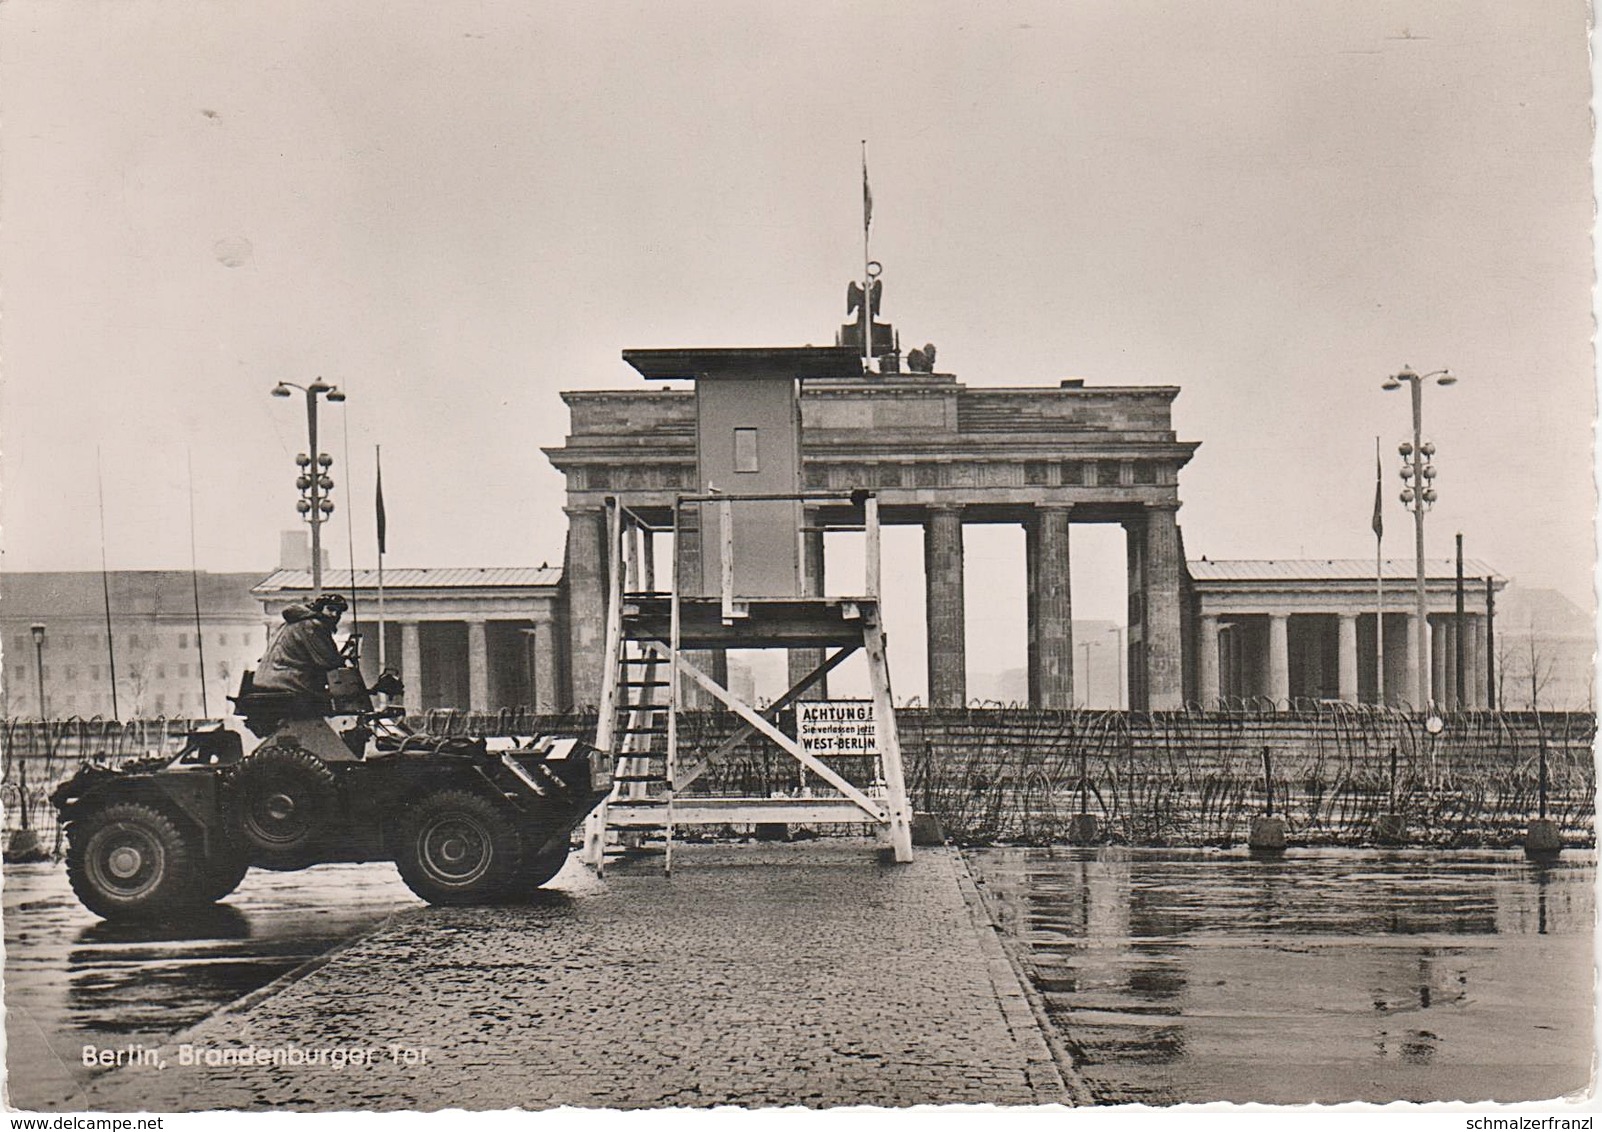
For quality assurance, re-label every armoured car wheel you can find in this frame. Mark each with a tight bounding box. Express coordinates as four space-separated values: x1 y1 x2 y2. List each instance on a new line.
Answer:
221 743 340 870
395 788 522 905
66 802 199 921
196 844 251 903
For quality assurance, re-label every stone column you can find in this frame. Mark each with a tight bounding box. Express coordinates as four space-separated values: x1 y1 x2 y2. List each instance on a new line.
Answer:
674 517 724 708
1024 516 1040 706
924 505 966 708
1401 612 1420 710
1441 621 1454 707
1337 613 1359 704
1198 615 1221 708
1143 504 1184 710
788 511 827 700
466 619 489 711
1267 614 1290 703
1466 614 1484 709
531 616 558 713
1029 506 1074 708
564 507 609 709
1444 617 1461 708
400 621 422 710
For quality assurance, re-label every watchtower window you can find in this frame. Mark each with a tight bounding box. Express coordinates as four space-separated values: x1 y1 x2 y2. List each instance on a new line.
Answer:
734 428 759 473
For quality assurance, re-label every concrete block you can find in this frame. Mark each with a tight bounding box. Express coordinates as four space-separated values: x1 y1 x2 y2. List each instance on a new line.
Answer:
4 829 46 863
910 811 945 846
1525 819 1563 856
1248 816 1285 851
1067 813 1099 845
1373 813 1408 846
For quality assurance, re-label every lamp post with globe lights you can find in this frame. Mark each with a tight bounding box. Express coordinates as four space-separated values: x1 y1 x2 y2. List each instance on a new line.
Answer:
1383 365 1456 710
271 380 346 593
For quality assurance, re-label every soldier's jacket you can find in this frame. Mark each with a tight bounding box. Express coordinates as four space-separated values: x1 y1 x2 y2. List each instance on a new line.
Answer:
255 603 343 698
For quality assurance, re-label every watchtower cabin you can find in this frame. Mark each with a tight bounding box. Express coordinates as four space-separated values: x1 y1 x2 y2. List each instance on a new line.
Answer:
581 346 915 870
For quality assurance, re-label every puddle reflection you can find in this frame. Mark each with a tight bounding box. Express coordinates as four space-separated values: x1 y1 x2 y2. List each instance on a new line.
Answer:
967 847 1594 1105
4 861 420 1108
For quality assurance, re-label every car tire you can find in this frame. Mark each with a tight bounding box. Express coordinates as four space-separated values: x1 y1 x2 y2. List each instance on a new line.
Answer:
66 802 200 921
221 742 340 870
394 788 523 905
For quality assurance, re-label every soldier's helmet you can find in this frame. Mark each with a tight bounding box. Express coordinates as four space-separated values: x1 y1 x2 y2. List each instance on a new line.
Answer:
311 593 348 616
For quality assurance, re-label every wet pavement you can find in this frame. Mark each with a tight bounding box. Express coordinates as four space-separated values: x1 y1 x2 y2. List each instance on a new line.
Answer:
965 847 1596 1106
3 860 421 1110
65 842 1068 1112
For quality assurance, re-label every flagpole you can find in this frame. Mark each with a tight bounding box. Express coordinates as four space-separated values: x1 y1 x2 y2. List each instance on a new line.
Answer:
1375 436 1385 706
96 448 120 721
341 410 361 661
186 449 210 717
861 139 872 365
376 445 387 671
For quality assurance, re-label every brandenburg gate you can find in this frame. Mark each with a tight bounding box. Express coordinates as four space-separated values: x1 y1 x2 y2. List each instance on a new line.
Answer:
544 332 1200 712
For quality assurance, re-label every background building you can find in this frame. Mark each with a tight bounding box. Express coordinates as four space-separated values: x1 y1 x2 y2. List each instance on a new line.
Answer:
1492 587 1595 711
1 572 267 719
1184 558 1514 709
251 567 563 713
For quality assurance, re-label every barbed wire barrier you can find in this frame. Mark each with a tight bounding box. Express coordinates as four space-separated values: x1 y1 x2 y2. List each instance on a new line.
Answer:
3 703 1592 851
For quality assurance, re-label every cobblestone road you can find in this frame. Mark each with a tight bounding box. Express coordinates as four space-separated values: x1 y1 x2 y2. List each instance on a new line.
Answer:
80 842 1073 1111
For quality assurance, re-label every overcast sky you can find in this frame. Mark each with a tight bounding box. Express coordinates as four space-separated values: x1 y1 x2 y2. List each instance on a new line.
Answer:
2 1 1594 685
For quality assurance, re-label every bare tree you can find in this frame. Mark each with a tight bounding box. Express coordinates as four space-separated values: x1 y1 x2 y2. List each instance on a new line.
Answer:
1525 616 1557 712
1498 616 1556 711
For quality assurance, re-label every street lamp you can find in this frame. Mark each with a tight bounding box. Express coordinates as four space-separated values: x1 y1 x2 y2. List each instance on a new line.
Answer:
1383 365 1456 710
271 379 346 593
29 624 46 720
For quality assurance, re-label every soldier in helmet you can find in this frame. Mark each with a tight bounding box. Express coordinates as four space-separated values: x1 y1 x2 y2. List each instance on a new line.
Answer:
255 593 354 713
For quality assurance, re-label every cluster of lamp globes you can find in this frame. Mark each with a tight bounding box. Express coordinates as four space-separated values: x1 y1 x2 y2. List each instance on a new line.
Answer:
1382 365 1456 513
1397 440 1437 509
295 452 336 519
270 379 346 524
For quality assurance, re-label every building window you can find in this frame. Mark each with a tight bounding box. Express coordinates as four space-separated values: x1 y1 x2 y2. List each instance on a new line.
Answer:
179 664 190 679
156 665 167 680
128 635 140 649
179 633 188 649
218 634 228 647
91 666 101 680
65 666 77 681
154 695 166 715
219 662 231 679
733 428 759 473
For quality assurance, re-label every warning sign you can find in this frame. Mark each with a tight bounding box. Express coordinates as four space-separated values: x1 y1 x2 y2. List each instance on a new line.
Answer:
797 701 879 756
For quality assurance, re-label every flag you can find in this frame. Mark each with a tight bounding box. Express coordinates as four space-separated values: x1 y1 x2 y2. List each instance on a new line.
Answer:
375 446 387 555
1371 441 1384 539
862 143 873 235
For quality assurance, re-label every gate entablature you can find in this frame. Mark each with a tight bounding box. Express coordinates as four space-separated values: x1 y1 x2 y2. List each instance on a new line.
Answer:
550 376 1196 514
546 362 1199 712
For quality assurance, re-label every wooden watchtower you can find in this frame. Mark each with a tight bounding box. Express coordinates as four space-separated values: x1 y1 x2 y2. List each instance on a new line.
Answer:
581 346 915 871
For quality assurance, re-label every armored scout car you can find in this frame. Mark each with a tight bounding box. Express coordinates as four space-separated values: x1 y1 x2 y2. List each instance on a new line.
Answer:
50 667 609 920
